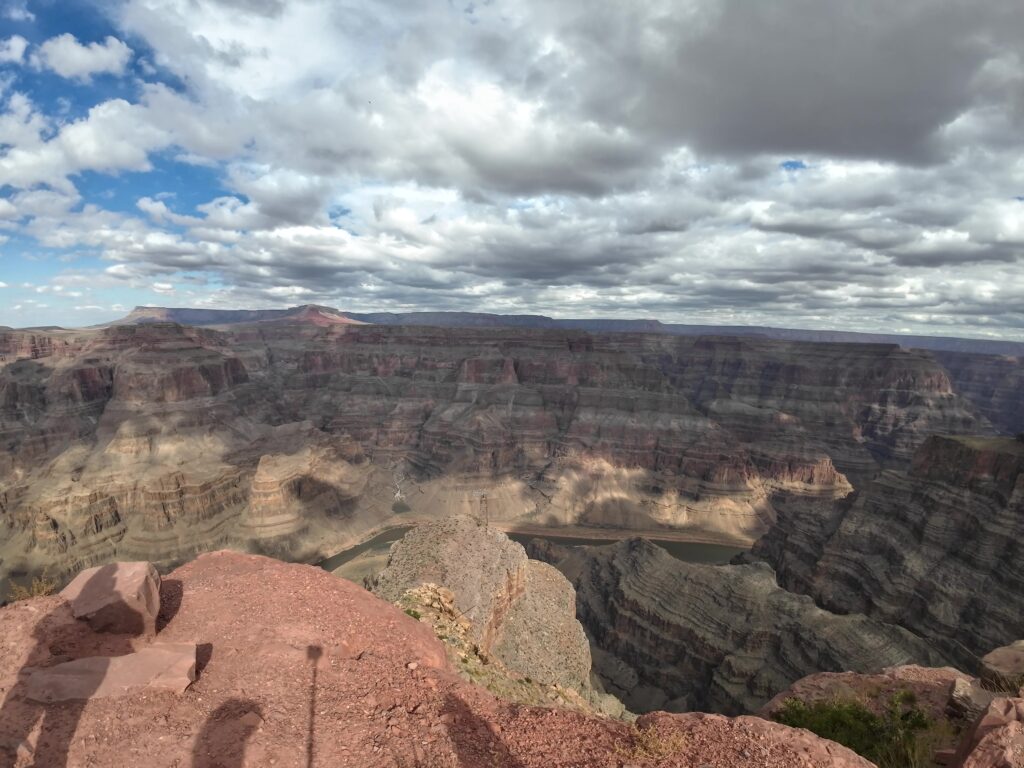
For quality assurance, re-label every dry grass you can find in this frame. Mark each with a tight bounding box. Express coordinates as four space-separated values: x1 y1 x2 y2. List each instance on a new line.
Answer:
7 576 57 602
616 722 688 760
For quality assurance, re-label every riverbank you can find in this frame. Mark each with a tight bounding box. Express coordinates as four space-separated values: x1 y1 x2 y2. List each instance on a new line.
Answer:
494 523 756 549
318 518 753 577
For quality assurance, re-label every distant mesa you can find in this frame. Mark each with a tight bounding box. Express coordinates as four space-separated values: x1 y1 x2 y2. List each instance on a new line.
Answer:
99 304 1024 356
109 304 365 328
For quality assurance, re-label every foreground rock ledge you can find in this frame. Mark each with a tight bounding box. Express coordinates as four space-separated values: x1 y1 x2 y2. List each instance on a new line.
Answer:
0 551 874 767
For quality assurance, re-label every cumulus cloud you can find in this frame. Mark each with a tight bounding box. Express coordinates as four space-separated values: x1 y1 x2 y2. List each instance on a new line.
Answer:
32 34 133 80
2 1 33 22
0 35 27 64
1 0 1023 336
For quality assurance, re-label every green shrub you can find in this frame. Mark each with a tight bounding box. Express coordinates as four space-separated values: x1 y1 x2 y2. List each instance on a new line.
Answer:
772 691 934 768
403 608 421 620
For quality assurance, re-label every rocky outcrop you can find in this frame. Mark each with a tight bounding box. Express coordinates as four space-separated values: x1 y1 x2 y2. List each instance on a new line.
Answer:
762 664 968 723
982 641 1024 694
371 518 595 698
761 663 1024 767
60 561 161 635
0 551 879 767
754 435 1024 671
542 538 948 715
957 698 1024 768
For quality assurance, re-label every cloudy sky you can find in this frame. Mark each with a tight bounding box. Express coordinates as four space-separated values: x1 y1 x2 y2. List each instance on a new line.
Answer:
0 0 1022 336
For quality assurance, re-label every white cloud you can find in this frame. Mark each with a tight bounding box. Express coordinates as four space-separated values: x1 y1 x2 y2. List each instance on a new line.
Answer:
0 98 170 191
0 35 27 64
0 281 7 288
32 34 132 80
2 0 1024 336
2 1 33 21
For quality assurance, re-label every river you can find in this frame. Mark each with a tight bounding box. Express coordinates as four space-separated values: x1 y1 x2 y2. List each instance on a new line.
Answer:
318 524 745 575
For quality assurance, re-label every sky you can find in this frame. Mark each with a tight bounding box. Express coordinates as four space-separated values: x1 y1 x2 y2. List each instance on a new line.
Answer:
0 0 1023 336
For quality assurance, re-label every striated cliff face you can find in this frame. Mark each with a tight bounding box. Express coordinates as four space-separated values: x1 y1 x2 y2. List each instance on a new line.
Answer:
538 538 948 716
935 351 1024 435
0 320 998 588
754 435 1024 672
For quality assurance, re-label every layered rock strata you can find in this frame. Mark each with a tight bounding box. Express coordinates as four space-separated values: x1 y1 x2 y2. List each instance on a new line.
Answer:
0 321 998 589
541 537 948 715
935 351 1024 435
754 435 1024 671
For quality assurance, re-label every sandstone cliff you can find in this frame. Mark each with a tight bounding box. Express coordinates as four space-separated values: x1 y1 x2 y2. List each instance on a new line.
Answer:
935 351 1024 435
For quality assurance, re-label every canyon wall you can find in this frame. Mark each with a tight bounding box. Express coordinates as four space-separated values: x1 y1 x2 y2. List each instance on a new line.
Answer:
934 351 1024 435
0 321 1002 590
535 537 947 715
753 435 1024 672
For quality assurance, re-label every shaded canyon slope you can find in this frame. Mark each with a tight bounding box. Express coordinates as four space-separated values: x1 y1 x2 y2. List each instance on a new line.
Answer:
0 319 1007 589
753 434 1024 672
533 537 947 716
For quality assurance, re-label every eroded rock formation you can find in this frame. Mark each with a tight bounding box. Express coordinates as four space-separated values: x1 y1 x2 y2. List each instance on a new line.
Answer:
754 435 1024 671
1 320 998 589
370 517 602 704
539 537 948 715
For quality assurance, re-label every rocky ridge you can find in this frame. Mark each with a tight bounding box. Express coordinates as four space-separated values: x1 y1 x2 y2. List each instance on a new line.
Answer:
0 551 879 767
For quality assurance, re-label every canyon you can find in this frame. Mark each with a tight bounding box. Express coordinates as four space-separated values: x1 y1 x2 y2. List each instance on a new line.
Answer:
1 309 1023 740
1 314 1006 590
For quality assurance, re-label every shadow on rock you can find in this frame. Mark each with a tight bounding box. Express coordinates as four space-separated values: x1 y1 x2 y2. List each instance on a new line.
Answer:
157 578 184 632
192 698 263 768
442 693 524 768
0 565 140 768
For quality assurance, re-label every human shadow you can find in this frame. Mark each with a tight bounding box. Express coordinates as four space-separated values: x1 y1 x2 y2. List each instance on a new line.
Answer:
0 564 142 768
442 693 525 768
305 645 322 768
157 578 184 632
192 699 263 768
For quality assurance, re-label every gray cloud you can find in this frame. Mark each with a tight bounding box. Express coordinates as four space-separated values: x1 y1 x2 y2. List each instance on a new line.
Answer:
1 0 1023 338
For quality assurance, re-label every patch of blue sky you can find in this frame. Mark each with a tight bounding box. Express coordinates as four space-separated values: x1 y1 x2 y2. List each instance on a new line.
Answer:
0 233 90 283
75 152 228 217
2 0 186 122
780 159 808 171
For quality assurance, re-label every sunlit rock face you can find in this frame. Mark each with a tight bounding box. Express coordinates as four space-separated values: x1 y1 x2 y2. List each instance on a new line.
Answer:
754 435 1024 672
0 321 995 588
